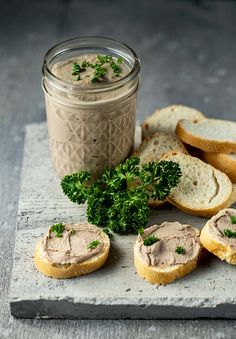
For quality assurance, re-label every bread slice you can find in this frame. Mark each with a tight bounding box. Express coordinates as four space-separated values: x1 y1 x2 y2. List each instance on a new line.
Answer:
34 223 110 279
133 131 188 163
133 132 188 208
200 208 236 264
176 119 236 153
142 105 205 138
161 152 232 217
134 222 202 285
203 152 236 182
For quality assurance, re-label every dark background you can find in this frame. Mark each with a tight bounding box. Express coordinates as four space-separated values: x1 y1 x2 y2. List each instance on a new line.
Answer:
1 1 236 338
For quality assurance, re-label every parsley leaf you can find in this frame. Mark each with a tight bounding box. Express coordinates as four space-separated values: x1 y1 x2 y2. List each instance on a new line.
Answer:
51 223 65 237
110 61 121 76
230 216 236 224
72 62 85 80
224 228 236 238
91 63 107 82
175 246 185 254
143 235 160 246
88 240 100 249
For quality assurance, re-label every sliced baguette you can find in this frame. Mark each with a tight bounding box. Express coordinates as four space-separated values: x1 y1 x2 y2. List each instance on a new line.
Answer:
200 208 236 264
133 132 188 208
134 222 202 285
133 131 188 163
142 105 205 138
176 118 236 153
34 223 110 279
161 152 232 217
203 152 236 182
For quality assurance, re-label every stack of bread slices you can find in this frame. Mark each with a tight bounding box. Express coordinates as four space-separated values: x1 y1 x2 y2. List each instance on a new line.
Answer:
139 105 236 216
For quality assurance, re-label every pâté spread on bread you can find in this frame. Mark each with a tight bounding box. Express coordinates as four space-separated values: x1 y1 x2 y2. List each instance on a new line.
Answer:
207 208 236 246
134 221 202 285
39 223 105 265
135 222 201 267
34 223 110 278
200 208 236 265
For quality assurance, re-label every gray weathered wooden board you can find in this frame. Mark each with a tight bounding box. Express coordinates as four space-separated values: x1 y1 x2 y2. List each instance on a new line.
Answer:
9 122 236 319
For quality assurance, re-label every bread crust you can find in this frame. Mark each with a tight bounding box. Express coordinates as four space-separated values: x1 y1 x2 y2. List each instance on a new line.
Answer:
176 120 236 153
134 244 199 285
203 152 236 182
167 195 232 217
34 234 110 279
148 198 167 209
200 220 236 265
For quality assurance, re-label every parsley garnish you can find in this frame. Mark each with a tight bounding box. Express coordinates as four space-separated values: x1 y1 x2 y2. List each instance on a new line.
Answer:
61 157 181 234
71 55 124 82
88 240 100 249
224 228 236 238
175 246 185 254
91 63 107 82
230 216 236 224
110 60 121 77
72 63 85 81
51 223 65 237
97 55 112 64
143 235 160 246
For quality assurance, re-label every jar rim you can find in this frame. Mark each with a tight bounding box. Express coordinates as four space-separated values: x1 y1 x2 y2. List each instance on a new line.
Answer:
42 36 140 93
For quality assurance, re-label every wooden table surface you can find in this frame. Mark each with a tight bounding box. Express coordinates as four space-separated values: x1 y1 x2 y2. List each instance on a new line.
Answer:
1 0 236 338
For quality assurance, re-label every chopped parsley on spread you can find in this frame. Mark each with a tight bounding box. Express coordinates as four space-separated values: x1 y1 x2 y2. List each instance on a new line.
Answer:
51 223 65 237
88 240 100 249
224 228 236 238
143 235 160 246
175 246 185 254
72 55 123 82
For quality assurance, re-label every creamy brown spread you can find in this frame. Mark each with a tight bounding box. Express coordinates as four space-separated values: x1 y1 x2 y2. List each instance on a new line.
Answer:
208 208 236 248
134 222 201 267
52 54 129 87
39 223 108 265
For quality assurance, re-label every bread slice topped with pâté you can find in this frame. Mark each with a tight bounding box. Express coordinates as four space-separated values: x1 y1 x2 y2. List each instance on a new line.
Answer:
176 118 236 153
133 132 188 208
134 221 202 285
161 151 233 217
142 105 205 138
200 208 236 264
34 223 110 279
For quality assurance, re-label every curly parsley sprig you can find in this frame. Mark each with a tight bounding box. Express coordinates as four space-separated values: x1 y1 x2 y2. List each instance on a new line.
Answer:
61 157 181 234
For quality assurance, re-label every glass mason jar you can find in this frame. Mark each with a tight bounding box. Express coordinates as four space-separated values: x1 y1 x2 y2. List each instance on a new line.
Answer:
42 37 140 178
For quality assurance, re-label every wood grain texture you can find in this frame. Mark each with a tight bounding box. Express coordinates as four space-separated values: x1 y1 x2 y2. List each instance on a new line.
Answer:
1 0 236 337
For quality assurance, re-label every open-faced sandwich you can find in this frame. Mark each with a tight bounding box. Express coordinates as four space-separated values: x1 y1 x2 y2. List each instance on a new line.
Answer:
134 221 202 285
35 223 110 278
200 208 236 264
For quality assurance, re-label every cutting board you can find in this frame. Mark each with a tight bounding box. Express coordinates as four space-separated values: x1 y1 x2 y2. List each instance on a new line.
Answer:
9 122 236 319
